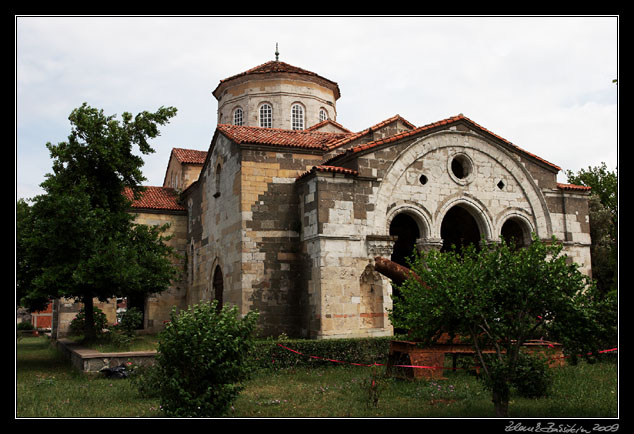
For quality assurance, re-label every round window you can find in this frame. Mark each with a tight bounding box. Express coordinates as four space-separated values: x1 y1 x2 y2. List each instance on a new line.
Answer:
447 153 475 185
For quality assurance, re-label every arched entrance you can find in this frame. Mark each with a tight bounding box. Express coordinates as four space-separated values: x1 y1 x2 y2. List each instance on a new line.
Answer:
389 213 420 267
212 265 224 311
501 218 529 248
440 205 482 253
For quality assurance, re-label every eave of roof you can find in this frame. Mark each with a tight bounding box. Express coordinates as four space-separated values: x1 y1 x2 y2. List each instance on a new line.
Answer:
212 60 341 100
296 165 359 181
325 114 562 172
123 186 186 212
323 114 416 151
216 123 349 151
556 183 592 192
305 119 352 133
171 147 207 165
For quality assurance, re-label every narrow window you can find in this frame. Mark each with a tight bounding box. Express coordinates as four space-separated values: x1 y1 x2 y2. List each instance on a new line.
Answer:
259 103 272 128
213 163 222 198
291 104 304 130
212 265 223 311
233 107 243 126
319 108 328 122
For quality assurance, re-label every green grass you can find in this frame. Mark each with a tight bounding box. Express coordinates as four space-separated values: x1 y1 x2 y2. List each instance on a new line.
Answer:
16 336 618 418
16 336 160 417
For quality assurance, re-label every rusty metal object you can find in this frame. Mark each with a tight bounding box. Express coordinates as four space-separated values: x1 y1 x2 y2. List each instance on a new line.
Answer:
373 256 425 286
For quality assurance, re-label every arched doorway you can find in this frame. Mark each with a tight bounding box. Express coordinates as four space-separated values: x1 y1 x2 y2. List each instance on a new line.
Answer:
389 213 420 267
501 218 529 248
440 205 481 253
212 265 224 311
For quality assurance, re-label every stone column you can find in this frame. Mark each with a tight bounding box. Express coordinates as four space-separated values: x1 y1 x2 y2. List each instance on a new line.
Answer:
416 237 444 252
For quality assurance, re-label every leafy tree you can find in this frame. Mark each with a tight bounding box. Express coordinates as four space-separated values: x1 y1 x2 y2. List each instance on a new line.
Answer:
17 103 178 342
389 236 612 417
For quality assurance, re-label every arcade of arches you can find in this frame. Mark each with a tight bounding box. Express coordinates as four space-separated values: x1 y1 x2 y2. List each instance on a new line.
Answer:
388 205 530 268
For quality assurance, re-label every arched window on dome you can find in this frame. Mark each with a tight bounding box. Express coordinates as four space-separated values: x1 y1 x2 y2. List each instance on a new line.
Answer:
233 107 243 126
259 103 272 128
319 108 328 122
291 104 304 130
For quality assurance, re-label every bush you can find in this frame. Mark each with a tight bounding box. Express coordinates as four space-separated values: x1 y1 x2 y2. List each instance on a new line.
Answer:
153 301 258 417
17 321 34 331
118 307 143 337
512 352 553 398
69 307 108 337
251 336 393 370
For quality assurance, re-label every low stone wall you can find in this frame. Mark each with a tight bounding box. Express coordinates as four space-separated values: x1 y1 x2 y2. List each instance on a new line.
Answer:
55 338 156 373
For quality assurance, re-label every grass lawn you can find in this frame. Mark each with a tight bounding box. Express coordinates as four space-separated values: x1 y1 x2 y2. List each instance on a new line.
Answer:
16 336 618 418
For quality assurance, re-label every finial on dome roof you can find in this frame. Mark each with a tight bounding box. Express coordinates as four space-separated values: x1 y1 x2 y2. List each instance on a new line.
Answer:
275 43 279 61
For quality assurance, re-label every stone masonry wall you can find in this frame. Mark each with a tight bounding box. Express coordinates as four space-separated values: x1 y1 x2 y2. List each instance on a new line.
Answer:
240 147 324 337
298 128 591 339
130 210 188 333
185 135 243 314
544 189 593 276
298 170 392 339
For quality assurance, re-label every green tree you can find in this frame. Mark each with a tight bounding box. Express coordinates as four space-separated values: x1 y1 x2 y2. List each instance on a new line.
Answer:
389 237 612 417
565 163 617 294
17 103 179 342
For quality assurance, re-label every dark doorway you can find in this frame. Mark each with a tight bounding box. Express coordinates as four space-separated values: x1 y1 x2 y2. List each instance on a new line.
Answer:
440 205 481 253
212 265 224 311
389 213 420 267
501 219 527 248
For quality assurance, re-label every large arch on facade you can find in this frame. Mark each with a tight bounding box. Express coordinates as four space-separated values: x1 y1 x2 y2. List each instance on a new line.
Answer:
370 130 553 241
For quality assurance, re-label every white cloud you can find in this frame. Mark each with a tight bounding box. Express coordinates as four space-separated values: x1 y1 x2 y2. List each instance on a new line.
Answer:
15 15 618 199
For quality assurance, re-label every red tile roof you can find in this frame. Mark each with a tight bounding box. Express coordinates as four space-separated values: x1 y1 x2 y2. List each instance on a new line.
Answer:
212 60 341 100
305 119 352 133
325 114 562 172
123 186 186 212
171 148 207 165
296 165 359 181
324 114 416 151
557 183 592 192
216 123 348 150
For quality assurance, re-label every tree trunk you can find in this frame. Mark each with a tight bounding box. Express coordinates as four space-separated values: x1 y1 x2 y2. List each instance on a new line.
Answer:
82 293 97 343
492 389 510 417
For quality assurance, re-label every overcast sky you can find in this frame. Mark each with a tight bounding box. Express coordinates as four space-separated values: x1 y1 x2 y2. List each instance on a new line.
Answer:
15 15 618 200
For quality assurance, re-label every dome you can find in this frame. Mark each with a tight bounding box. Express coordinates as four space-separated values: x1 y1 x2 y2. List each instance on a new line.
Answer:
213 60 340 130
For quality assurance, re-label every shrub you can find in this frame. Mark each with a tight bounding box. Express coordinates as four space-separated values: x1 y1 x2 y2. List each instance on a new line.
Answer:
69 306 108 337
118 307 143 337
251 336 393 370
512 352 553 398
17 321 34 331
153 301 258 417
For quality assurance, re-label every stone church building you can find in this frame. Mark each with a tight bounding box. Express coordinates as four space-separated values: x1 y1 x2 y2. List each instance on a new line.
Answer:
52 57 593 339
